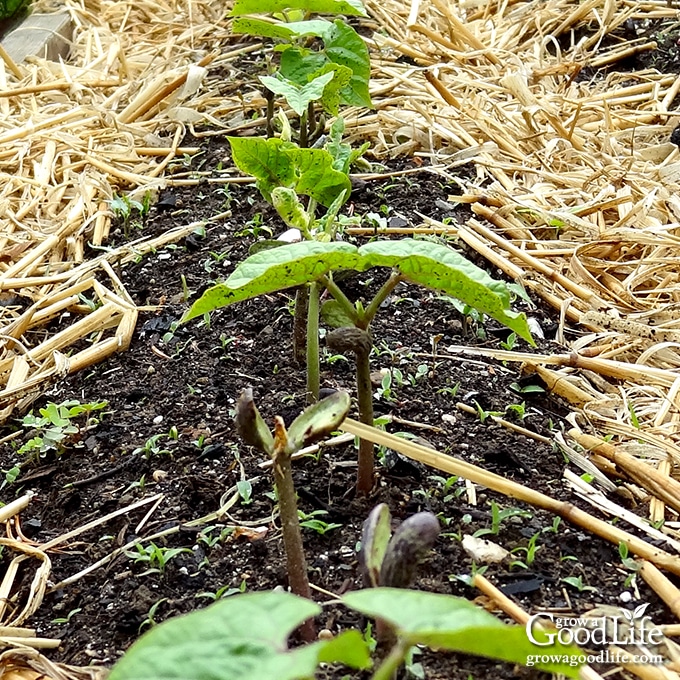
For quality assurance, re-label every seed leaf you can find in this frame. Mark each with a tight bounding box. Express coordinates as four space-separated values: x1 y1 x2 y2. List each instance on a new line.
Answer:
235 388 275 455
360 503 392 587
286 390 351 453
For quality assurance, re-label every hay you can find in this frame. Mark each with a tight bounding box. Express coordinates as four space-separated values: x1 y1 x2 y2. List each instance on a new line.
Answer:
3 0 680 672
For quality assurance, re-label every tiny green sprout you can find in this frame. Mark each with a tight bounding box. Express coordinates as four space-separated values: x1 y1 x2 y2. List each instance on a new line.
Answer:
561 575 597 593
509 382 545 395
196 579 247 601
139 599 167 633
543 516 561 534
298 509 342 535
2 465 20 486
510 532 541 569
52 607 82 624
505 401 527 420
237 479 253 505
473 401 503 424
500 332 517 351
437 382 460 397
133 434 171 460
473 501 532 538
628 402 641 429
124 542 192 576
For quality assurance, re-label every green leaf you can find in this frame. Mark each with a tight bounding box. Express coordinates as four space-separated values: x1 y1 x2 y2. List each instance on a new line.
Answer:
286 390 350 453
108 591 322 680
289 147 351 207
184 239 532 344
343 589 582 678
228 137 350 208
41 403 69 427
228 137 295 203
183 241 360 321
260 72 335 117
316 629 371 669
357 240 534 344
272 187 311 231
324 20 372 108
312 63 352 115
230 0 367 17
232 17 297 39
360 503 392 587
280 48 328 86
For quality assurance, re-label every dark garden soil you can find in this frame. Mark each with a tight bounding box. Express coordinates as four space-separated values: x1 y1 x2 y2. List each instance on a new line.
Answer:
0 133 674 680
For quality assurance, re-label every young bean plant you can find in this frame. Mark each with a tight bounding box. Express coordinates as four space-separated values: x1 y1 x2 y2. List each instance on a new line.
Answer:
184 239 534 495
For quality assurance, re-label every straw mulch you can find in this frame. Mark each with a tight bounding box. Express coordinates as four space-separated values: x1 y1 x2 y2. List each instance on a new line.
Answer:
3 0 680 676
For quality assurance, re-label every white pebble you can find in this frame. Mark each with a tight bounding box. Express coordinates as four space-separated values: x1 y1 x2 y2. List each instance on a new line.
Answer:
153 415 163 425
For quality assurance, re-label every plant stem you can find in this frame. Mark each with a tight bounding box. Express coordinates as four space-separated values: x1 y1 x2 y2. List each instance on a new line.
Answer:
355 338 374 495
272 433 315 641
265 88 274 138
306 101 315 145
306 282 320 403
293 285 309 364
299 109 308 148
321 274 360 325
371 638 409 680
363 271 403 327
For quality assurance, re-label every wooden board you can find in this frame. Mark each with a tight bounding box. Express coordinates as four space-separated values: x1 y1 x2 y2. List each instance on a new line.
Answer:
0 11 72 63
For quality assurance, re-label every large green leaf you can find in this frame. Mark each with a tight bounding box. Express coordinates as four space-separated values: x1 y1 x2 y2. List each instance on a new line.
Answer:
324 20 372 108
183 241 360 320
184 239 533 344
260 72 335 117
343 589 582 678
228 137 295 203
108 591 369 680
230 0 367 17
357 239 533 343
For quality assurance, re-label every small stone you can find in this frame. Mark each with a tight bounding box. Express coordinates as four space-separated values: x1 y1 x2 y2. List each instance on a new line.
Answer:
318 629 333 640
153 415 163 425
620 591 633 603
147 366 155 375
152 470 168 482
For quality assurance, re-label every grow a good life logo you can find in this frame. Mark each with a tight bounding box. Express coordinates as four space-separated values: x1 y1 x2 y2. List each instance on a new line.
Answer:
525 603 667 668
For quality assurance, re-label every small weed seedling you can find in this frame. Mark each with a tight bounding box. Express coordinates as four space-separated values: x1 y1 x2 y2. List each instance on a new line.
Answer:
18 399 107 461
619 542 641 588
108 590 583 680
473 501 532 538
298 509 342 535
561 575 598 593
509 532 541 570
124 542 192 576
235 387 350 640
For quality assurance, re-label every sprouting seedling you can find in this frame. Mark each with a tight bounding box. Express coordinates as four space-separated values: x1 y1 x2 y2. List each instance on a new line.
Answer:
360 503 440 645
235 387 351 641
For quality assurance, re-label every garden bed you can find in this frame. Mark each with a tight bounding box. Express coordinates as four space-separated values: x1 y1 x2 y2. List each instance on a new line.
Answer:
2 1 680 679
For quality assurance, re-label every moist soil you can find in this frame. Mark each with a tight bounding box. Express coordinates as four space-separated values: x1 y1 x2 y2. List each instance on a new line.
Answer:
0 133 674 680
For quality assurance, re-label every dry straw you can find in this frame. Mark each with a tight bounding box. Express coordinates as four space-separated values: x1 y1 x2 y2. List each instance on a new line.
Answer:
3 0 680 674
